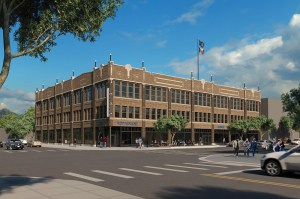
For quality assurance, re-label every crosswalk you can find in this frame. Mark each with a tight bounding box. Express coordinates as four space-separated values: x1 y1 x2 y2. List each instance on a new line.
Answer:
63 160 260 183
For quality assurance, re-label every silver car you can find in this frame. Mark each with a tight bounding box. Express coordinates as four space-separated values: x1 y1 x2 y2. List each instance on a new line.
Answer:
261 145 300 176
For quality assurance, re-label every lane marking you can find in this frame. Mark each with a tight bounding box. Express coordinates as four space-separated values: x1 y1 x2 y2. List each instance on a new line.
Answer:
184 163 228 168
144 166 188 173
46 149 57 152
201 173 300 189
92 170 134 179
164 164 209 170
119 168 162 175
32 150 42 152
200 161 259 167
215 168 260 175
64 172 104 182
4 151 12 153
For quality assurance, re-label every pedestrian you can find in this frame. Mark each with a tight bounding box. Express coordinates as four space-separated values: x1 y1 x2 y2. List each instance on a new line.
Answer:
138 137 143 149
74 138 77 147
243 138 251 157
232 138 239 157
223 137 226 145
278 138 285 151
99 137 103 148
103 136 107 147
251 138 257 157
135 138 138 148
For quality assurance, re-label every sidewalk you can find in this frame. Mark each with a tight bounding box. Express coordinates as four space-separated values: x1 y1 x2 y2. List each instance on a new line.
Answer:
0 176 142 199
42 143 226 151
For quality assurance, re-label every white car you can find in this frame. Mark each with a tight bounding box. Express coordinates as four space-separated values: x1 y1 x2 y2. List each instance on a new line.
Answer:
19 139 28 146
291 139 300 145
260 145 300 176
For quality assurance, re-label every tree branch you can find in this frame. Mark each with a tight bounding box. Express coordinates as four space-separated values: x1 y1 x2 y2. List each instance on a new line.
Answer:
7 0 25 15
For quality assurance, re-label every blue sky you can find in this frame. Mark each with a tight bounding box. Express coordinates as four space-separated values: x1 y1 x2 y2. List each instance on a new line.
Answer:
1 0 300 114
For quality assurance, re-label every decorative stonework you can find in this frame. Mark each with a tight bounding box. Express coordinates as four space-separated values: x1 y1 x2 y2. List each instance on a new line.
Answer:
155 77 183 88
200 79 205 90
220 88 239 96
124 64 132 78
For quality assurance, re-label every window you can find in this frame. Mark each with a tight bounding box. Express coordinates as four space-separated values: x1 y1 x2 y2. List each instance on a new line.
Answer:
207 113 211 122
75 89 82 104
85 86 93 101
50 98 55 109
163 109 167 116
145 86 150 100
157 87 161 101
129 106 133 118
115 81 120 97
122 106 127 118
176 90 180 103
151 108 156 120
181 91 185 104
185 92 189 104
135 107 140 119
157 109 161 119
162 88 167 102
146 108 150 119
122 82 127 97
128 83 133 98
115 105 120 117
151 87 156 101
64 92 71 106
195 112 198 122
171 89 175 103
135 84 140 99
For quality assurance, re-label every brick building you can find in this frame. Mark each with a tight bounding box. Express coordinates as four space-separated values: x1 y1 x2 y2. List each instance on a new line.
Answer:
35 61 261 147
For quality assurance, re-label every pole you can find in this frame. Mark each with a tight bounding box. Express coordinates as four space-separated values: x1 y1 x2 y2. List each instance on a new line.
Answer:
197 39 200 80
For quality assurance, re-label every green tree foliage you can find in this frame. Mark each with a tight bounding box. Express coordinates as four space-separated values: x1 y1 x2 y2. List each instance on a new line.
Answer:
278 116 294 138
281 84 300 130
228 116 275 140
153 114 188 145
0 106 35 138
0 0 123 88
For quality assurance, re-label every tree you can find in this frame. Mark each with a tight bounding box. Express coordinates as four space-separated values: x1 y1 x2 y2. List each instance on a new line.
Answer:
278 116 294 138
153 114 188 145
228 119 251 139
281 83 300 130
251 116 275 140
0 0 123 88
0 106 35 138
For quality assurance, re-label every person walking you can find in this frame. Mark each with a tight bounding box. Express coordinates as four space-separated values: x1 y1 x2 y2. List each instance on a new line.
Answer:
232 138 239 157
73 138 77 147
138 137 143 149
243 138 251 157
103 136 107 148
251 138 257 157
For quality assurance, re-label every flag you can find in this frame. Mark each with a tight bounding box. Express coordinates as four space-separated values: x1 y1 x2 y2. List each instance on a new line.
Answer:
198 40 205 55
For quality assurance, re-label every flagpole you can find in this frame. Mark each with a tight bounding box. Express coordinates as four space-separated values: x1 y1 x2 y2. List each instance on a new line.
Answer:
197 39 200 80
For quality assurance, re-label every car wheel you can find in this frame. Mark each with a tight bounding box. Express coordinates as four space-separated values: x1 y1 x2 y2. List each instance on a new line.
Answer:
265 160 282 176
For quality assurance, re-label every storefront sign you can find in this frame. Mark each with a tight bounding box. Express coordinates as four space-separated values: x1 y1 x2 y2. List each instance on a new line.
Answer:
117 121 138 126
217 125 225 129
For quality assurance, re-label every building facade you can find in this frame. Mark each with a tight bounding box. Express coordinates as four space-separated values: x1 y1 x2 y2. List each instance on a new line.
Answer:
35 61 261 147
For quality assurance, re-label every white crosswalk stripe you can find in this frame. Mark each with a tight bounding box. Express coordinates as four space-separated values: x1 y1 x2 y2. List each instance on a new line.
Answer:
144 166 189 173
202 161 259 167
183 163 228 168
92 170 134 179
164 164 209 170
64 172 104 182
119 168 163 175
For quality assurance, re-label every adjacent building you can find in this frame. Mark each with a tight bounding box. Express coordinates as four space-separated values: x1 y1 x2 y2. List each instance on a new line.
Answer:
35 61 261 147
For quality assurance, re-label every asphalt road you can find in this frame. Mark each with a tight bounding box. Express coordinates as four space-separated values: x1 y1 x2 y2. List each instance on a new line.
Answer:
0 145 299 199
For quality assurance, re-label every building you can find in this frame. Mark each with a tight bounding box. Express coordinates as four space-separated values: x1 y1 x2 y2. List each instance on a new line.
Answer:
35 61 261 147
261 98 299 140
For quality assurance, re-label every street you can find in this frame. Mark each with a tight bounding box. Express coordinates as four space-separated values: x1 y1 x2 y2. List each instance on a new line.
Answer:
0 145 299 199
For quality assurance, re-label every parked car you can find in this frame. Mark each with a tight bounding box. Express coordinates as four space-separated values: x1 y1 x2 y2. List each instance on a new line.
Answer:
291 139 300 145
19 139 28 146
5 139 24 150
0 141 3 148
27 140 42 147
260 144 300 176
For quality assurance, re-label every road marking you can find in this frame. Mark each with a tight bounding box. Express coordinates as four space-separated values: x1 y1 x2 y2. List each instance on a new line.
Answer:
144 166 188 173
4 151 12 153
18 150 27 152
201 173 300 189
215 168 260 175
119 168 162 175
92 170 134 179
32 149 42 152
184 163 228 168
164 164 209 170
200 160 259 167
46 149 57 152
64 172 104 182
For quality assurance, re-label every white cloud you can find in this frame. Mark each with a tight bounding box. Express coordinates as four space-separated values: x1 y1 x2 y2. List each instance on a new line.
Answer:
156 40 167 48
172 0 214 24
0 88 35 114
168 14 300 99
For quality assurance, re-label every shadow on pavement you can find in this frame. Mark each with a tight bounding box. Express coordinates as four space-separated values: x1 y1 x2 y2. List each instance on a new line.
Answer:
243 169 300 179
155 186 294 199
0 175 52 195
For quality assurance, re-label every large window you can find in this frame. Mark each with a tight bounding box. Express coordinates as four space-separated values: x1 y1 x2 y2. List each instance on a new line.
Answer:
122 82 127 97
75 89 82 104
145 86 150 100
122 106 127 118
135 107 140 119
85 86 93 101
63 92 71 106
146 108 150 119
115 81 120 97
135 84 140 99
115 105 120 118
129 106 133 118
128 83 133 98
